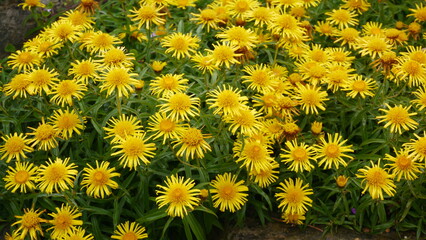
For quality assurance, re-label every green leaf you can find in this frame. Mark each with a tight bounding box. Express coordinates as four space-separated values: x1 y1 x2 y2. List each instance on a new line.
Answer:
183 212 206 240
136 208 168 224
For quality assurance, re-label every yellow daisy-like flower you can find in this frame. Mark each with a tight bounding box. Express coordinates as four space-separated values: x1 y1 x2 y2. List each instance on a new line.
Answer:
62 227 94 240
68 58 100 83
148 112 186 144
47 204 83 240
324 64 354 93
385 148 422 181
296 60 327 85
82 31 122 54
249 160 279 188
7 50 41 72
314 133 354 169
4 161 38 193
111 133 156 170
161 32 200 60
81 160 120 198
335 175 349 188
50 108 86 140
191 52 218 73
12 208 46 240
242 64 278 93
247 6 277 27
294 84 329 115
210 172 248 212
173 127 211 160
76 0 99 14
206 85 248 116
315 21 337 36
46 20 82 43
159 92 200 121
275 178 313 214
327 47 355 65
234 139 274 172
3 73 32 99
150 73 189 97
27 66 59 95
411 87 426 110
190 8 222 31
226 0 259 19
4 231 19 240
326 8 358 29
168 0 196 9
333 27 360 49
27 118 58 151
403 132 426 162
408 3 426 22
61 10 94 29
280 140 316 172
151 60 167 72
49 79 88 107
128 3 166 29
207 42 241 68
281 212 306 225
216 26 259 50
362 22 383 36
37 157 77 194
0 132 33 163
226 107 263 136
342 0 370 13
357 36 392 59
25 35 62 58
402 46 426 64
104 114 144 143
18 0 46 10
392 57 426 87
97 46 135 68
343 75 377 99
356 160 396 200
269 13 305 41
376 104 418 134
111 221 148 240
156 175 200 218
99 67 139 98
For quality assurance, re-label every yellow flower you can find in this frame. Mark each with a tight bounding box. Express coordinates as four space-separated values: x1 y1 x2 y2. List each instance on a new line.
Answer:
27 66 59 95
275 178 313 214
404 132 426 162
281 212 306 225
376 104 418 134
315 21 337 36
169 0 196 9
408 3 426 22
225 108 263 136
4 161 38 193
296 60 327 85
159 92 200 121
76 0 99 14
226 0 259 19
356 36 392 59
191 8 222 31
335 175 349 188
392 57 426 87
210 172 248 212
411 87 426 110
326 8 358 29
216 26 259 50
111 134 156 169
128 3 166 29
46 20 82 43
0 133 33 162
62 227 94 240
68 58 100 83
3 73 32 99
191 52 218 73
4 231 19 240
111 221 148 240
156 175 200 218
324 64 354 92
150 73 189 97
18 0 46 10
99 67 139 98
385 148 422 181
310 121 323 135
148 112 186 144
249 160 279 188
342 0 370 13
47 204 83 240
82 31 122 54
294 84 329 114
206 85 248 116
173 127 211 160
242 64 278 93
333 27 360 48
81 160 120 198
207 42 241 68
97 46 135 68
49 79 88 107
37 157 78 194
344 75 377 98
328 47 355 65
234 139 274 172
280 140 316 172
356 160 396 200
151 60 167 72
61 10 94 29
314 133 354 169
28 118 58 151
268 13 305 40
50 108 86 140
7 50 41 72
104 114 143 143
161 32 200 59
247 6 277 27
12 208 46 240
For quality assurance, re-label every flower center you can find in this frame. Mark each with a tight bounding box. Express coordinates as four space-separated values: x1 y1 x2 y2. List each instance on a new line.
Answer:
169 94 191 111
123 138 145 157
56 114 79 130
36 124 56 140
114 121 135 138
292 147 307 161
366 169 386 186
106 69 130 86
325 144 340 158
15 170 30 184
220 185 236 200
395 156 411 170
161 76 178 89
46 165 66 183
22 212 40 228
77 62 95 75
93 171 108 184
170 188 186 203
54 214 72 230
181 129 203 146
122 232 138 240
387 107 409 124
217 91 239 107
18 52 34 63
159 119 175 132
352 80 367 91
403 60 422 76
58 81 78 96
287 189 303 204
5 136 25 153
